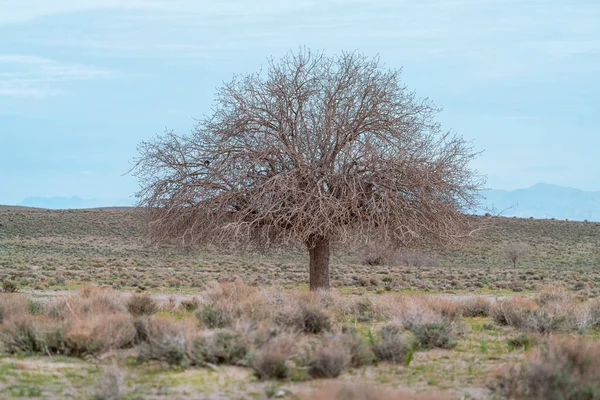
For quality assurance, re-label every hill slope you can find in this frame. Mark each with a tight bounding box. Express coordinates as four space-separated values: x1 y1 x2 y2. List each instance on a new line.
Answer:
481 183 600 221
1 208 600 294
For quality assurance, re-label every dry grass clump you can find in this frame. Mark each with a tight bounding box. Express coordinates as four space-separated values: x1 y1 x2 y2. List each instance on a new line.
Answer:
537 283 574 306
374 295 464 349
196 280 269 328
491 296 537 327
275 292 332 334
0 288 137 356
460 296 492 317
301 382 451 400
376 295 463 327
490 288 600 333
345 296 380 322
62 314 136 356
491 338 600 399
0 294 28 324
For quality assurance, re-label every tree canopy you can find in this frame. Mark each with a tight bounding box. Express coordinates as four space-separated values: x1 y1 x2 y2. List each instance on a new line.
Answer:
132 49 484 289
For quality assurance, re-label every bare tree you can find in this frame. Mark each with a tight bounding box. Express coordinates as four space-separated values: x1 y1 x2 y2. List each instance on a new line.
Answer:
505 243 531 268
132 49 484 290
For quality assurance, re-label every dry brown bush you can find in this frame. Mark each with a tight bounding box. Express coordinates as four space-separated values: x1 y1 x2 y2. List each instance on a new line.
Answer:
491 338 600 399
376 295 463 331
63 314 136 356
301 382 452 400
126 293 158 316
305 337 351 378
198 280 269 327
0 294 29 324
275 292 332 334
537 283 574 306
491 296 537 327
460 296 492 317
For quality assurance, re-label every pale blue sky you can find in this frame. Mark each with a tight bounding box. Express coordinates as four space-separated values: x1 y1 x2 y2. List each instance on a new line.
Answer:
1 0 599 205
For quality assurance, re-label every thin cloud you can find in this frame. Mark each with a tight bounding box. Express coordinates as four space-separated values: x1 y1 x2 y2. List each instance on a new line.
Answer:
0 54 117 98
0 0 315 24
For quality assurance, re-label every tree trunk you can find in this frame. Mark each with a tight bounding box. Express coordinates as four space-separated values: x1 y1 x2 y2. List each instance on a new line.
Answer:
307 236 330 290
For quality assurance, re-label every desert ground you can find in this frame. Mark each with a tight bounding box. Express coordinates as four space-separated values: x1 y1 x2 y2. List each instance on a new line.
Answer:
1 207 600 399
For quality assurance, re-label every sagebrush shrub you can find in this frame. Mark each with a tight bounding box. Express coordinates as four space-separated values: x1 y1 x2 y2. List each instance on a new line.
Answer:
491 296 537 327
136 317 186 365
138 337 186 365
277 299 331 334
0 316 42 354
305 338 350 378
126 294 158 317
63 314 136 356
196 303 231 329
1 280 19 293
460 296 491 317
537 283 573 307
372 324 411 363
507 333 531 351
91 368 121 400
202 329 248 365
491 339 600 399
410 320 457 349
339 332 375 368
249 335 295 380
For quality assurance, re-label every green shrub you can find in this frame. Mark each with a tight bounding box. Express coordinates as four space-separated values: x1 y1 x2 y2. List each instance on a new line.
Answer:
523 309 565 333
372 324 411 363
136 317 186 365
1 280 19 293
180 299 199 312
196 303 230 329
138 337 186 365
507 333 532 351
202 330 248 365
410 321 457 349
27 300 43 316
0 317 42 354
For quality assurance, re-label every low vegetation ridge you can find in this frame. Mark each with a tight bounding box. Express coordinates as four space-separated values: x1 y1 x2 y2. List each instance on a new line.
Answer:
1 208 600 294
2 208 600 398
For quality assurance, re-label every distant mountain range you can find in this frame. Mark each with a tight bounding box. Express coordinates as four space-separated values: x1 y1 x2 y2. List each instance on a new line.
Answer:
479 183 600 221
19 196 133 209
8 184 600 221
